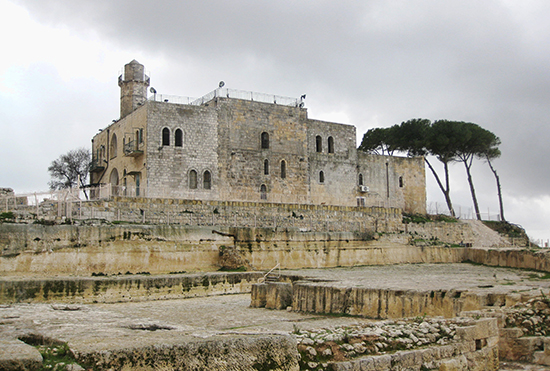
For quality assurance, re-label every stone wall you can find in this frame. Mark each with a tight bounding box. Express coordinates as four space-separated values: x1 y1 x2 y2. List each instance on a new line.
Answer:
253 281 516 319
25 196 404 233
464 247 550 272
329 318 499 371
1 219 538 277
146 101 220 199
218 98 311 204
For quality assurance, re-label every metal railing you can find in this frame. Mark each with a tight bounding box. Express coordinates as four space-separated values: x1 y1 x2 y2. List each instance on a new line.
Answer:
258 263 281 283
426 202 502 221
123 140 144 156
149 88 303 108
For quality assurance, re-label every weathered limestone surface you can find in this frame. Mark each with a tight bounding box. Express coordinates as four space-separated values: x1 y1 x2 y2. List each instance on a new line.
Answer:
290 283 477 319
0 339 42 371
0 223 476 275
465 247 550 272
75 335 300 371
0 272 261 304
253 264 550 320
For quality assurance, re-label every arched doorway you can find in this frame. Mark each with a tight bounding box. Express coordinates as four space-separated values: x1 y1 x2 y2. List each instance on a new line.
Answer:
110 168 119 195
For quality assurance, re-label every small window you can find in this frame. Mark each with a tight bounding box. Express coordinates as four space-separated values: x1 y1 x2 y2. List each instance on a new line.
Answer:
162 128 170 146
359 173 364 186
281 160 286 179
319 171 325 183
261 132 269 149
203 170 211 190
264 159 269 175
316 135 322 153
175 129 183 147
260 184 267 200
328 136 334 153
189 170 197 189
399 176 404 188
138 128 144 143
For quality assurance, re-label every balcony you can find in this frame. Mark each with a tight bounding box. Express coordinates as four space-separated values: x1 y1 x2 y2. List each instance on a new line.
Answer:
90 158 106 173
124 140 144 157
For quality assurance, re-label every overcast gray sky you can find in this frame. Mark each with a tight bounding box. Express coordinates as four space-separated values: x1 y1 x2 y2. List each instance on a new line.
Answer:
1 0 549 241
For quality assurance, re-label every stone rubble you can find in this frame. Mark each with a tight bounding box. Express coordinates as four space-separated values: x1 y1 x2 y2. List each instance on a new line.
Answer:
505 297 550 336
294 316 474 369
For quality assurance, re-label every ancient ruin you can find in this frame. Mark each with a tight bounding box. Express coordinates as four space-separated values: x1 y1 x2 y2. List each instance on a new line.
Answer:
0 61 548 370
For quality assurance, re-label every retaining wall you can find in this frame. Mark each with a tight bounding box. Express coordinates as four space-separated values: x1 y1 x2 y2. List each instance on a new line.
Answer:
0 271 262 304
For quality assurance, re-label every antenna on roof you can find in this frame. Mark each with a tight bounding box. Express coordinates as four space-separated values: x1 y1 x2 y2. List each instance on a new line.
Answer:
219 81 225 88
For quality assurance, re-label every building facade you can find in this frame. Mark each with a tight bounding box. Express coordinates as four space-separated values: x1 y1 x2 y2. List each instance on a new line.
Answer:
90 60 426 214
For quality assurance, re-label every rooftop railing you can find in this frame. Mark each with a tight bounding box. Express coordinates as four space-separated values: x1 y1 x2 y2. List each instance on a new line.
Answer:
148 88 303 107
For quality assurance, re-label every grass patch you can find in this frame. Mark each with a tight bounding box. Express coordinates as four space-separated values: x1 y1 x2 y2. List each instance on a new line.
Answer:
0 211 15 222
37 343 79 370
403 213 458 224
483 221 528 239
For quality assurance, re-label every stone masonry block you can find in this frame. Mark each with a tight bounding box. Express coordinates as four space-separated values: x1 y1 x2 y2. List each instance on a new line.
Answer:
250 283 267 308
265 282 293 310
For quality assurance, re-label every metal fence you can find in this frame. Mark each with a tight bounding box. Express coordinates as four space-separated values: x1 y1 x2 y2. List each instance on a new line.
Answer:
426 202 502 221
148 88 303 107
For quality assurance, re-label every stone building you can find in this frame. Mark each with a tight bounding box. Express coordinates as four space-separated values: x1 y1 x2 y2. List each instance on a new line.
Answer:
90 60 426 213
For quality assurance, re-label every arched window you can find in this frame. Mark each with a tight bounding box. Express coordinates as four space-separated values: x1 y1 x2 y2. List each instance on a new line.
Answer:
280 160 286 179
260 184 267 200
110 133 117 159
316 135 322 153
175 129 183 147
399 176 404 188
264 159 269 175
328 136 334 153
261 132 269 149
203 170 211 190
162 128 170 146
189 170 197 189
358 173 364 186
319 171 325 183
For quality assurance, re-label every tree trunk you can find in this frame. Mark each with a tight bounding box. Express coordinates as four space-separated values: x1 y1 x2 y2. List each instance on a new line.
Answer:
425 158 455 217
487 157 505 222
463 157 481 220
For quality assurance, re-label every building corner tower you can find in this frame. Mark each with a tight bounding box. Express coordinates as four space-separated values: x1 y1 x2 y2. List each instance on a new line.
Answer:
118 60 150 118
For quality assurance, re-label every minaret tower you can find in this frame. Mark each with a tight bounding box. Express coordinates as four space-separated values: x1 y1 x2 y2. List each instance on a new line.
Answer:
118 60 150 118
